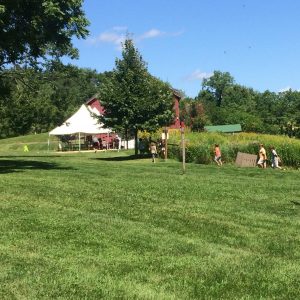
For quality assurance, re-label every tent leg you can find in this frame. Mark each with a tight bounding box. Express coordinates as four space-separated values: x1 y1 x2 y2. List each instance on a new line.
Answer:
79 133 81 152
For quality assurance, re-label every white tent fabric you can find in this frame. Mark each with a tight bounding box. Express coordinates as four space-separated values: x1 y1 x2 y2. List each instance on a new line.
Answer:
49 104 111 136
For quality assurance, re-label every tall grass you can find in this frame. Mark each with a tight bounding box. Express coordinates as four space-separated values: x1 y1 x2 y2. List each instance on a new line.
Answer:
166 131 300 167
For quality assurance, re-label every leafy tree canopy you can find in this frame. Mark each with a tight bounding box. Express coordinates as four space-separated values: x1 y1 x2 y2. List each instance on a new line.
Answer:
99 38 174 154
202 70 234 107
0 0 89 68
0 63 101 137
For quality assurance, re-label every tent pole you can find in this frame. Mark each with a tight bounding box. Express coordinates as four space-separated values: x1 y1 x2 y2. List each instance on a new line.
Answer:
79 133 81 152
47 134 50 152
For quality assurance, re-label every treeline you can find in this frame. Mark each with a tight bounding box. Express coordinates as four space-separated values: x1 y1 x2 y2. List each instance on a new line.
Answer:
180 71 300 138
0 0 93 138
1 67 300 139
2 1 298 141
0 63 110 138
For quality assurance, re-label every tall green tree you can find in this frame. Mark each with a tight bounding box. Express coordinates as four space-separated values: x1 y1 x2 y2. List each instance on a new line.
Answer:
202 71 234 107
99 38 174 154
0 68 58 136
0 64 101 138
0 0 89 68
45 62 100 124
277 90 300 136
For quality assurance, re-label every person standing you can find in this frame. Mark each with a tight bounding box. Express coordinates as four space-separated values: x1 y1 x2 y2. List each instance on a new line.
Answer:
214 144 222 166
270 146 282 169
92 135 100 152
138 138 145 155
257 144 267 168
149 142 157 163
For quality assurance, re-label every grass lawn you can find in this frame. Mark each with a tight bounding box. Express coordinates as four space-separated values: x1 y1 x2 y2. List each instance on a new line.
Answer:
0 150 299 299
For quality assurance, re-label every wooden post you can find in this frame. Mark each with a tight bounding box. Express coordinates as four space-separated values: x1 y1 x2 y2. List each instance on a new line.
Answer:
180 122 186 174
164 127 168 160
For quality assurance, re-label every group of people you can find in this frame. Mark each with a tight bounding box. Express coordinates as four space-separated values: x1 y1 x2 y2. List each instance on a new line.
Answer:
214 143 282 169
143 140 283 168
257 143 282 169
91 135 120 152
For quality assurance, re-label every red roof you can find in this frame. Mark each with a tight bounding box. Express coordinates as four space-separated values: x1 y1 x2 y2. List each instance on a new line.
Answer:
86 95 105 115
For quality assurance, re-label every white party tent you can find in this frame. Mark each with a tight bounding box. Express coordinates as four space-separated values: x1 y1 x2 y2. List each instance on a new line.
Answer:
49 104 112 151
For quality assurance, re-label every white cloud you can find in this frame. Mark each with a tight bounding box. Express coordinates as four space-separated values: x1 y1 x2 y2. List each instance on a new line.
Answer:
98 32 123 43
139 29 165 39
87 31 126 50
277 86 299 93
278 86 291 93
138 28 184 40
112 26 128 32
87 27 184 50
170 29 185 37
185 70 213 81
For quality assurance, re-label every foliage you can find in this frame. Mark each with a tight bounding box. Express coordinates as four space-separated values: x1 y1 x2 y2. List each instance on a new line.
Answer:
0 0 89 68
99 38 174 154
0 64 100 138
180 98 209 131
180 71 300 137
202 70 234 107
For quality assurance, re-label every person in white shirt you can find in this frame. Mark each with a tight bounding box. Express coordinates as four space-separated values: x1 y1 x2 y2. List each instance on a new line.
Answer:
270 146 282 169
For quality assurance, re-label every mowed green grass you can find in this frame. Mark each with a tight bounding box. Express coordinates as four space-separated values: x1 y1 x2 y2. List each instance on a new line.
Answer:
0 150 299 299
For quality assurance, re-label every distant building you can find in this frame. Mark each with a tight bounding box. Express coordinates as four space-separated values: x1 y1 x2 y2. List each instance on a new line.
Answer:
86 95 105 115
204 124 242 133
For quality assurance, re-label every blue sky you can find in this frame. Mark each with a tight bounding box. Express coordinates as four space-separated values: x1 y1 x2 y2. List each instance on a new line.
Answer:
67 0 300 97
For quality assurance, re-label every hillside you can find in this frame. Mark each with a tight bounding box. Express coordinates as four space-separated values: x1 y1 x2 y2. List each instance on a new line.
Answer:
0 133 59 152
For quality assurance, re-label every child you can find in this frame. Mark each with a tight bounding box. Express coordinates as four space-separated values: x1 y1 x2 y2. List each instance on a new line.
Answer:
270 146 282 169
257 144 267 168
149 142 157 163
214 144 222 166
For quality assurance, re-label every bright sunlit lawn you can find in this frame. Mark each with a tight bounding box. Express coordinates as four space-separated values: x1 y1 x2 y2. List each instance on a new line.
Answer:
0 150 299 299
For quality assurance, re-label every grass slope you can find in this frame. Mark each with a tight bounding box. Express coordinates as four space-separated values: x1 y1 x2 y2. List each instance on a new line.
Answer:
0 150 299 299
0 133 58 152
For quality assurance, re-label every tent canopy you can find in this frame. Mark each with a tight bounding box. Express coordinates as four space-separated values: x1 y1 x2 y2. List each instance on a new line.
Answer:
49 104 111 136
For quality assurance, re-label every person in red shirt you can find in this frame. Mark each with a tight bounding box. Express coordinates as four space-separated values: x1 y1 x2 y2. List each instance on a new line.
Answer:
214 144 223 166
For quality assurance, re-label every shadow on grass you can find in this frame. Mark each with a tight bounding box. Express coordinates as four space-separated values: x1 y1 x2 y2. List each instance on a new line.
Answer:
0 159 74 174
0 155 62 158
91 154 150 162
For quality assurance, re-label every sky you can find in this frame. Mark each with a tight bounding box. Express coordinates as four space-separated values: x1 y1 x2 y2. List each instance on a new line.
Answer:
65 0 300 98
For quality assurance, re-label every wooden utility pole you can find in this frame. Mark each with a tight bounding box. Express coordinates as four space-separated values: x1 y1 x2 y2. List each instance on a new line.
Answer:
180 122 186 174
164 127 168 160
